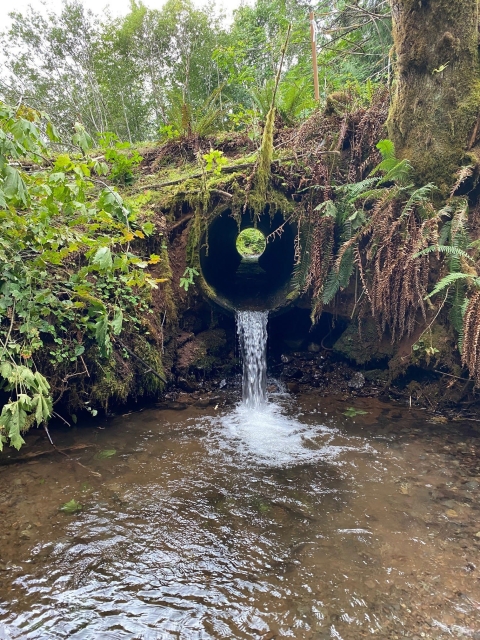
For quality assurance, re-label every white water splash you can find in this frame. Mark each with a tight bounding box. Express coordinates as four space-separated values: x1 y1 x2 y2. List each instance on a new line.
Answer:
219 400 341 466
236 310 268 409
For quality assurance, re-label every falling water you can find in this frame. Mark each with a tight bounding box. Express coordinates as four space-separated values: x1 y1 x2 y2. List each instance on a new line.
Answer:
236 310 268 408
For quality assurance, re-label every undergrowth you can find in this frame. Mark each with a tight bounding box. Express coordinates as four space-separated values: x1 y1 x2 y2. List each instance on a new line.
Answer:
0 102 169 449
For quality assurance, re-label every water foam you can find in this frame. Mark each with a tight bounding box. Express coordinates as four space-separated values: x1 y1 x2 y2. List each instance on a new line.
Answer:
219 400 341 466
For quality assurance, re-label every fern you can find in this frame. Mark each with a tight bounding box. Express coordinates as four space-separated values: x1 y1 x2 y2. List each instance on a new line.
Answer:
337 177 379 202
376 139 395 159
322 248 355 304
291 223 313 294
413 245 474 262
378 159 413 186
322 269 341 305
425 272 480 299
370 139 412 186
401 183 438 218
338 247 355 288
457 296 470 353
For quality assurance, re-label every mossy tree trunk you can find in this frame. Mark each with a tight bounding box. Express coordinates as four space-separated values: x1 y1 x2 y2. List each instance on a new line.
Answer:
388 0 480 191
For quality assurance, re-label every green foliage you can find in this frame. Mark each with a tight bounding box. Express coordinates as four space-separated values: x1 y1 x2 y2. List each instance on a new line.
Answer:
236 228 266 257
203 149 227 176
426 273 480 299
180 267 199 292
343 407 368 418
98 132 143 185
0 101 165 450
60 499 82 514
94 449 116 459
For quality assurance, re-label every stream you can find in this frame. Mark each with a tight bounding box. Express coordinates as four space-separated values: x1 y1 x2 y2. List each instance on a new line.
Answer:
0 312 480 638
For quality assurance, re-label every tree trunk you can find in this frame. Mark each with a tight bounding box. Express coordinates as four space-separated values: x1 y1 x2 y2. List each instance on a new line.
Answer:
388 0 480 191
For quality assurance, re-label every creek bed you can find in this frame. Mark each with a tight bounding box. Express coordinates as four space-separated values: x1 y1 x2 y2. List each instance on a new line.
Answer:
0 393 479 639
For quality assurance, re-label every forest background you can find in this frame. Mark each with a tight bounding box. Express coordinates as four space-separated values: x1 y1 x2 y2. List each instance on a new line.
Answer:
0 0 390 144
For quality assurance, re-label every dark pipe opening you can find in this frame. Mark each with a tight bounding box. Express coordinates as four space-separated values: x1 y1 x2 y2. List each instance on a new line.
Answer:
200 208 296 312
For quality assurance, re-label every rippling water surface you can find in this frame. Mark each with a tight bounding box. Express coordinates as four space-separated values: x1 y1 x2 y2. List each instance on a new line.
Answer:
0 392 479 639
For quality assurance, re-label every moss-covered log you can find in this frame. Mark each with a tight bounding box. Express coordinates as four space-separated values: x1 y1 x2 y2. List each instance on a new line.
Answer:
388 0 480 191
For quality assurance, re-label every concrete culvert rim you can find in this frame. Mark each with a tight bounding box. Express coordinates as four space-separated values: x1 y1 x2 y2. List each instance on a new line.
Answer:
235 228 267 260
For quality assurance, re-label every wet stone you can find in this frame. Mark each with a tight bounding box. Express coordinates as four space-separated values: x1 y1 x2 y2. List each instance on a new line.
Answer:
348 372 365 389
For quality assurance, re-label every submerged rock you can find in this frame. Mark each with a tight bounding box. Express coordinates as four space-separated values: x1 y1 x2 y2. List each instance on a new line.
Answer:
348 372 366 390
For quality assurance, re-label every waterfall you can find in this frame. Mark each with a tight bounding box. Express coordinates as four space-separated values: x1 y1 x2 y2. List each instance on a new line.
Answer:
236 310 269 408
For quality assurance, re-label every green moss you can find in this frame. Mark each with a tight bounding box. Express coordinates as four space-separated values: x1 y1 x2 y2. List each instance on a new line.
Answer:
257 106 275 201
387 0 480 191
333 319 394 365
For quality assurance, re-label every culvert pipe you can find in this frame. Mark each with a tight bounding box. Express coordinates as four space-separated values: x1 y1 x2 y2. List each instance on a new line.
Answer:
198 208 299 314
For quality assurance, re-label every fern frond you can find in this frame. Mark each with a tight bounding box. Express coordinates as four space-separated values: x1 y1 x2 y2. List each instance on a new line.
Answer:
322 269 341 305
425 273 480 299
457 296 470 353
338 247 355 289
413 245 474 261
337 177 379 202
370 156 401 176
291 223 313 293
400 183 438 218
322 249 355 304
378 159 413 185
376 139 395 159
451 165 474 198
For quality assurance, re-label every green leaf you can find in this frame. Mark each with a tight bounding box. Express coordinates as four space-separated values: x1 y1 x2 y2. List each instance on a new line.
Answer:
111 308 123 335
92 246 113 270
376 139 395 160
46 121 60 143
3 166 28 205
343 407 368 418
60 499 82 514
142 222 155 236
72 123 93 153
0 401 27 450
94 449 116 459
94 312 111 358
315 200 337 218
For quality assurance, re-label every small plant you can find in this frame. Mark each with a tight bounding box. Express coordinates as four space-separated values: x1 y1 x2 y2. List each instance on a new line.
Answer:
97 132 143 185
180 267 199 292
202 149 227 176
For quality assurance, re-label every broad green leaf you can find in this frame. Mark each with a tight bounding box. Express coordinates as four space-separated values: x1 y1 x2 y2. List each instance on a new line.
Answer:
343 407 368 418
72 123 93 153
111 308 123 335
92 246 113 270
3 166 28 205
95 312 111 358
46 121 60 142
0 401 27 450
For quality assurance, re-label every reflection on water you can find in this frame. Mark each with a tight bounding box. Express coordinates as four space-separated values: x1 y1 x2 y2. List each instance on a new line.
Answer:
0 393 479 639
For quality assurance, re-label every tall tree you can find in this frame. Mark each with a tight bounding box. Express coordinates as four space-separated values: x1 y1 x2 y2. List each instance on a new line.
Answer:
387 0 480 191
